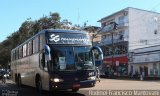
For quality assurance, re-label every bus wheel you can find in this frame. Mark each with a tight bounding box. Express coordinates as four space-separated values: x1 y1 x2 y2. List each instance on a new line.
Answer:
72 88 79 92
17 75 21 87
36 77 42 93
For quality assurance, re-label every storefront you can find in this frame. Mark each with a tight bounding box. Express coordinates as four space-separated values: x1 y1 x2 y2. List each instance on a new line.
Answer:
129 45 160 78
103 56 128 77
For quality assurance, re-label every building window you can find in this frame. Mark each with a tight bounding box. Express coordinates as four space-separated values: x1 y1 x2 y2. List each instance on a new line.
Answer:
118 31 124 40
114 44 127 55
118 16 125 24
119 35 124 40
103 35 107 39
102 22 106 27
154 30 158 34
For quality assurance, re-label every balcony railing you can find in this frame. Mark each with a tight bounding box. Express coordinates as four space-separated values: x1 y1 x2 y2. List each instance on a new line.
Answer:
101 22 129 33
118 22 129 28
101 37 128 45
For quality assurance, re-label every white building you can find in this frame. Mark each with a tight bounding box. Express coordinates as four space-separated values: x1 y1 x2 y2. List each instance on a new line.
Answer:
129 45 160 77
98 7 160 76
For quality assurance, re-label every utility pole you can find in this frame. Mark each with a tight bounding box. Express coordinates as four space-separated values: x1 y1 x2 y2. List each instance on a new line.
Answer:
110 22 118 77
111 30 114 69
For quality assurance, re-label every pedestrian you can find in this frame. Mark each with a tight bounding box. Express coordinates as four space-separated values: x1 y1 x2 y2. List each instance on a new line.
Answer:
96 67 100 82
1 70 6 84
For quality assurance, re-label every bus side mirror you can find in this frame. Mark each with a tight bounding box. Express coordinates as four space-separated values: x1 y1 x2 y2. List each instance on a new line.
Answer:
91 46 103 67
44 45 51 61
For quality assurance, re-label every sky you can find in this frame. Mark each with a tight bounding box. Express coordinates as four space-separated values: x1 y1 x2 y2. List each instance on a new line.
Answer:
0 0 160 42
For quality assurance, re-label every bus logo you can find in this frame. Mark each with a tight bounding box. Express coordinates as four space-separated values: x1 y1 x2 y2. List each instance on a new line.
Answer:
49 34 60 42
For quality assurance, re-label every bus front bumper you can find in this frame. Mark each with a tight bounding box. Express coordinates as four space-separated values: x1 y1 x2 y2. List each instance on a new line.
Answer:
50 80 96 90
80 80 96 88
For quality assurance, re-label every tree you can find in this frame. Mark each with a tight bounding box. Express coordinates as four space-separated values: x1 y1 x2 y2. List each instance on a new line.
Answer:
19 19 34 42
0 39 12 67
83 26 101 45
0 12 87 66
32 20 41 34
0 12 62 66
49 12 61 29
61 19 72 29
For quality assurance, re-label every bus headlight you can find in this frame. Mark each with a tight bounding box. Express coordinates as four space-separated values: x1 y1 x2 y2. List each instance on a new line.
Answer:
88 76 96 80
50 78 63 83
4 74 7 77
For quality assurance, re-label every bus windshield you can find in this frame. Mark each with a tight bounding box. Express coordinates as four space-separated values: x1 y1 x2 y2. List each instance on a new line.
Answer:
48 45 94 71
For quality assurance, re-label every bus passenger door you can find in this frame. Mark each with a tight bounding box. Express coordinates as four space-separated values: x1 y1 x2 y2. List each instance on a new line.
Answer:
39 49 50 90
91 46 104 75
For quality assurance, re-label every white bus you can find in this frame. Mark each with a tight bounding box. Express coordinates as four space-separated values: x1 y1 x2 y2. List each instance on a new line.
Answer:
11 29 103 92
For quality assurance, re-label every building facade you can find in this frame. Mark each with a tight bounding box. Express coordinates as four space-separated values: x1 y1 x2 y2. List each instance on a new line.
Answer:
98 7 160 77
129 45 160 78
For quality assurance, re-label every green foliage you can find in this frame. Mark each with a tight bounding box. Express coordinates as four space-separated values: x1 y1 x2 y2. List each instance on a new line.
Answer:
0 12 88 67
0 39 12 67
0 12 65 67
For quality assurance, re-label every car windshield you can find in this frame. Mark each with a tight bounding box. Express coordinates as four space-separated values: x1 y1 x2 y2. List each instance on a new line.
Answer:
48 45 94 71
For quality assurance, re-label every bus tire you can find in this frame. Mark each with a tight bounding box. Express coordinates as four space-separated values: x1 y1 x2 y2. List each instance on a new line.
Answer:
17 75 21 87
15 74 18 85
72 88 79 92
36 76 43 93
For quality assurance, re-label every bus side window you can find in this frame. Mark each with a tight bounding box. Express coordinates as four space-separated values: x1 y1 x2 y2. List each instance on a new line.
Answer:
23 44 27 57
16 49 19 60
28 41 33 56
19 47 23 59
40 34 45 51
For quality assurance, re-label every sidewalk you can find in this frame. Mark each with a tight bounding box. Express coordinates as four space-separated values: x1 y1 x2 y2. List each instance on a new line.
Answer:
101 75 160 81
82 78 160 90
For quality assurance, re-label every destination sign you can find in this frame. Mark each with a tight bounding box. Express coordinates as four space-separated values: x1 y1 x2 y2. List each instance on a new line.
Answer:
47 33 91 45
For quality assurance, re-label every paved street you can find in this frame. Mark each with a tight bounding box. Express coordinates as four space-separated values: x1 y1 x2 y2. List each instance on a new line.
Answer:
82 78 160 90
1 79 160 96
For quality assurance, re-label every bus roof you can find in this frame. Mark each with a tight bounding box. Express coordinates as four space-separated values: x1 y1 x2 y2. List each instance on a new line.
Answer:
11 29 88 52
40 29 87 34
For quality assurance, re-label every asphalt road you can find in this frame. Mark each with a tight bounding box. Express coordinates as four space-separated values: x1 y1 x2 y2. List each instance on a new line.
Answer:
1 79 160 96
0 79 89 96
